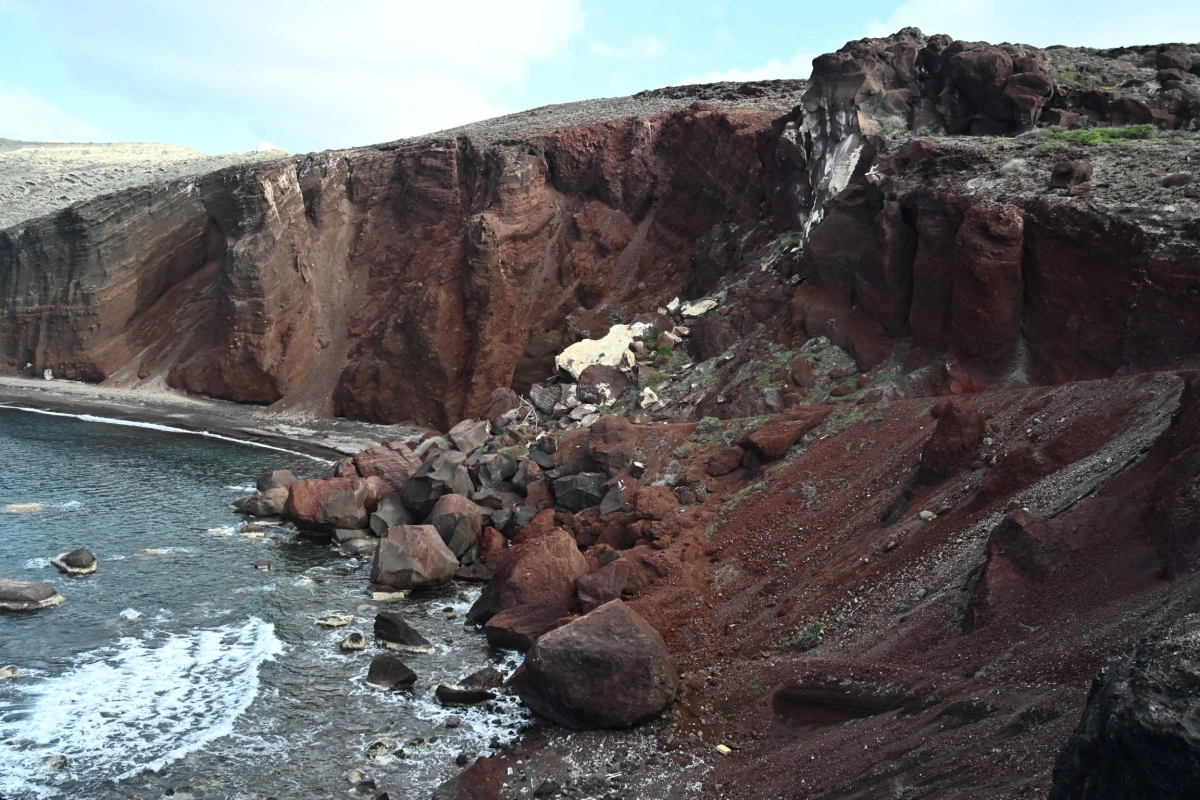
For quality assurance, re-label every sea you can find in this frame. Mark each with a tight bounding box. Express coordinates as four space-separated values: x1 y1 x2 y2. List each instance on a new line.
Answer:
0 406 525 799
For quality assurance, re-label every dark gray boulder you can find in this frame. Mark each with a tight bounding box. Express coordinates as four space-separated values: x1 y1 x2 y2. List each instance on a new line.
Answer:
51 547 97 576
1049 613 1200 800
0 579 65 611
552 473 607 512
365 654 417 691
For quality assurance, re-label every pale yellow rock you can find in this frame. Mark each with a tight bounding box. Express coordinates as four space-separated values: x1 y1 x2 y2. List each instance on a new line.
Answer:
715 744 732 755
681 298 718 318
555 325 637 380
4 503 45 513
315 613 354 627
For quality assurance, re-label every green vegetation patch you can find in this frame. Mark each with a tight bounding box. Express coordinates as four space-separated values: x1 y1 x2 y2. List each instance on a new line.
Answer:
1045 124 1157 145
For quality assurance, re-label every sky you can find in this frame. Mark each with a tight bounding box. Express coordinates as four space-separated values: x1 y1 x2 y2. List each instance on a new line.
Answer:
1 0 1197 155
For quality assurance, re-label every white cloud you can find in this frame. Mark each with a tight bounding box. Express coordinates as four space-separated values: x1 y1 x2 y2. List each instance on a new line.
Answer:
589 35 664 60
13 0 586 152
0 82 106 141
684 51 817 84
867 0 1200 48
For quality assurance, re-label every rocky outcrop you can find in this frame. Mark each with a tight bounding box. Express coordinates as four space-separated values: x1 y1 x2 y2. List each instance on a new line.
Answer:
1049 614 1200 800
369 525 459 590
509 600 678 729
0 578 64 610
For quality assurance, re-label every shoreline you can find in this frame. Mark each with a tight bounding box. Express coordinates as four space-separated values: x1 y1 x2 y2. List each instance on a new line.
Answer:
0 377 424 461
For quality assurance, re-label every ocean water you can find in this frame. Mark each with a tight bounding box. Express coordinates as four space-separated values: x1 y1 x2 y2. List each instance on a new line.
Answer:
0 407 526 799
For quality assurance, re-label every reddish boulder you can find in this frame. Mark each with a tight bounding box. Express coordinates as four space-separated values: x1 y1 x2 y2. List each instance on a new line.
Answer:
587 415 638 475
576 558 631 612
428 494 485 558
920 398 985 478
466 530 589 624
284 478 385 531
577 365 629 406
449 419 490 455
743 407 832 459
510 600 678 729
706 445 745 477
430 756 503 800
329 457 359 478
483 603 574 651
353 445 421 490
634 487 680 521
477 387 519 422
370 524 459 590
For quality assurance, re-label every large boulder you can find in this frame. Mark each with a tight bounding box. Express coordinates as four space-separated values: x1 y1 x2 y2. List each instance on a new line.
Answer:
449 419 490 455
353 445 421 490
466 530 589 624
921 398 985 478
256 469 297 493
742 406 831 460
430 757 503 800
575 559 630 612
577 365 629 406
555 325 637 380
402 451 475 519
586 415 637 475
234 486 289 517
1049 613 1200 800
509 600 678 729
484 603 574 651
0 579 65 611
284 477 392 531
369 495 414 537
370 525 459 590
428 494 485 559
552 473 608 512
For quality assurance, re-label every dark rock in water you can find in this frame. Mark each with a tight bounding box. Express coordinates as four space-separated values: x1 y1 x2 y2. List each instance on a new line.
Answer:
510 600 678 729
374 612 433 653
484 603 574 651
234 487 289 517
430 756 503 800
339 632 367 651
0 579 65 611
365 654 416 691
253 559 271 571
50 547 97 576
460 666 504 691
256 469 297 493
370 525 459 591
1049 613 1200 800
552 473 607 512
435 684 495 706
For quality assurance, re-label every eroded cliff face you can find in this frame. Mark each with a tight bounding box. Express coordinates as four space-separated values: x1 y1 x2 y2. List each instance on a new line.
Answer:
1 31 1197 431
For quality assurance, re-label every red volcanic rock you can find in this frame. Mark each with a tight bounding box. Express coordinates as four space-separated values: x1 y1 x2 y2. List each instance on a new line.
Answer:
964 509 1052 630
576 558 631 612
789 357 816 388
743 407 832 459
466 530 589 624
477 387 519 421
949 202 1024 373
587 415 638 476
511 509 559 544
479 526 508 563
920 398 985 478
284 477 391 530
353 445 421 490
483 603 574 651
706 446 745 477
510 600 678 729
634 487 680 521
428 494 485 558
430 756 503 800
577 365 629 407
370 524 459 590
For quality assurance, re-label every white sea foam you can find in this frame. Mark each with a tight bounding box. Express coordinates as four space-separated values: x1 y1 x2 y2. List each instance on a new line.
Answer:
0 617 282 797
118 608 141 621
21 557 50 570
225 484 257 493
0 404 329 462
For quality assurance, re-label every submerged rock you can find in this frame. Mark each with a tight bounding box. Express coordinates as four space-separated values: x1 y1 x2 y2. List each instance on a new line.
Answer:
234 487 289 517
0 579 64 611
510 600 678 729
435 684 495 706
366 655 417 691
374 611 433 653
50 547 97 576
339 632 367 652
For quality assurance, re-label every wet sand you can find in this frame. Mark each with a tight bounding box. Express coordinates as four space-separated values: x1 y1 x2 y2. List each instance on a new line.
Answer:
0 376 422 459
